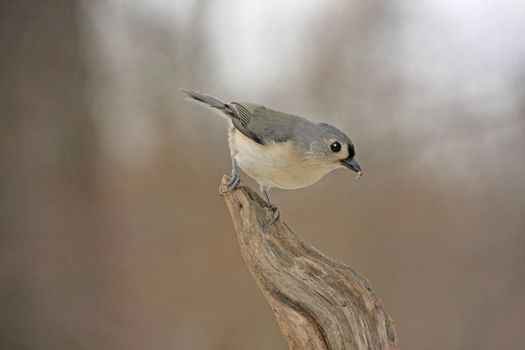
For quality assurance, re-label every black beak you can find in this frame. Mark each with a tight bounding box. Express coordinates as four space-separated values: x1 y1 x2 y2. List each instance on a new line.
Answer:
341 158 362 174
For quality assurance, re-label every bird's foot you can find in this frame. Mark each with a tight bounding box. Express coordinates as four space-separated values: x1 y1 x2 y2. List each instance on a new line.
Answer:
269 204 280 223
218 173 242 196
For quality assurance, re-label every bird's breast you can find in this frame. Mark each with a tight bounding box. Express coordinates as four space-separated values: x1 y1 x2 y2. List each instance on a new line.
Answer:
229 130 334 189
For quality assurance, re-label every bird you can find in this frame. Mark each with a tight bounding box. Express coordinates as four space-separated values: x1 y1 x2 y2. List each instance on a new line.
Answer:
181 89 362 220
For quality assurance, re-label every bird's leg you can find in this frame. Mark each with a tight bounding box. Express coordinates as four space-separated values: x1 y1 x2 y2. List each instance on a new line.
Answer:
219 153 241 195
260 185 280 222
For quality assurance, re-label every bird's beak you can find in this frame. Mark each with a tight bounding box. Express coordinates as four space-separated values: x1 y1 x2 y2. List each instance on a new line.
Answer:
341 158 362 179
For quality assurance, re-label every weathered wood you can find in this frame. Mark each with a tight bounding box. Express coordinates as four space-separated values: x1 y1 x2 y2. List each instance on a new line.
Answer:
221 176 398 350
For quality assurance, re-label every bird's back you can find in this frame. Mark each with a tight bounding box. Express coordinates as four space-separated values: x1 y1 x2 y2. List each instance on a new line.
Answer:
230 102 314 145
181 89 316 145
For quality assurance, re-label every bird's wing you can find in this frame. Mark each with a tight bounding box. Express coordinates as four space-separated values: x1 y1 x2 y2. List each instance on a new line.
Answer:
180 90 304 144
229 102 303 145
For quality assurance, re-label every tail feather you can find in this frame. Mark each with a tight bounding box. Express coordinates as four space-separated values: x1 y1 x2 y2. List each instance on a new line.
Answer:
180 88 226 109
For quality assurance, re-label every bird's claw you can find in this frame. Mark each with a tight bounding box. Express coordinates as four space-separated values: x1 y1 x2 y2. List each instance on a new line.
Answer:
269 205 280 223
218 173 242 196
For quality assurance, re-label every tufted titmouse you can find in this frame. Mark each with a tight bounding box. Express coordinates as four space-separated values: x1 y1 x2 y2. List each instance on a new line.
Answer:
181 89 362 219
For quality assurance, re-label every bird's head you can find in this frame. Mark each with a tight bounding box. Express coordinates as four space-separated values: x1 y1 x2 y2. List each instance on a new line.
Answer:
308 123 362 179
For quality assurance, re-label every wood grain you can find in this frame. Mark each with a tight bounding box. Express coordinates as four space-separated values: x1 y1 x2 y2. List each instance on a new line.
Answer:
221 176 398 350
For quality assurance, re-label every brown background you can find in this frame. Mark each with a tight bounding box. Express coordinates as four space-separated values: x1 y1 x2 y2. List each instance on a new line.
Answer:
1 1 524 349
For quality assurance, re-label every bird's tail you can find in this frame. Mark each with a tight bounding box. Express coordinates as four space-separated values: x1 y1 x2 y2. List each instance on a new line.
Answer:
180 88 227 109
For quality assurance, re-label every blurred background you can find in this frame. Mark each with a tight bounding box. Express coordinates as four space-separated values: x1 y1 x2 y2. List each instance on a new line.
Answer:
1 0 525 349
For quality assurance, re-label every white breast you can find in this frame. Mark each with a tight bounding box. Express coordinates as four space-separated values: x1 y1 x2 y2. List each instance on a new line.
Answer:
229 129 335 189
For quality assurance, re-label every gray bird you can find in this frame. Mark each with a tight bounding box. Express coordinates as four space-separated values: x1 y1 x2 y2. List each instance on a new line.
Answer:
181 89 362 219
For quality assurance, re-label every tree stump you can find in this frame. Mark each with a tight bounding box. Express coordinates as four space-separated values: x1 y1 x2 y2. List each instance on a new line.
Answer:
221 176 398 350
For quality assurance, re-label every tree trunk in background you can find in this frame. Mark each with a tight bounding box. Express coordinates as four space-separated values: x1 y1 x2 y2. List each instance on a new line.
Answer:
0 1 102 349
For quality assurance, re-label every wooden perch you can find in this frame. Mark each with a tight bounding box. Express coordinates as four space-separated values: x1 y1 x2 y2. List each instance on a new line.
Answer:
221 176 398 350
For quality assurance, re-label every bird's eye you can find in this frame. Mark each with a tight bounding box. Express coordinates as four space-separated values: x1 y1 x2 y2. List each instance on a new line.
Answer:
330 141 341 152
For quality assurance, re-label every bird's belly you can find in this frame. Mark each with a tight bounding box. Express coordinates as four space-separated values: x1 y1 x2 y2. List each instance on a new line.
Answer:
230 130 331 189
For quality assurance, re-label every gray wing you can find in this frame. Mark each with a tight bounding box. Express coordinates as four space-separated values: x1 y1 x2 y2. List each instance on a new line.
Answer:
229 102 305 145
180 89 306 145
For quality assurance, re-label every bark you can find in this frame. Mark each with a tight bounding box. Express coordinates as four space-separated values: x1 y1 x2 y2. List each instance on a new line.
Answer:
221 176 398 350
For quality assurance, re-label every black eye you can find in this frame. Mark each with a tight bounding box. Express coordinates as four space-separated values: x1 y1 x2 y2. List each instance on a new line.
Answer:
330 141 341 152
